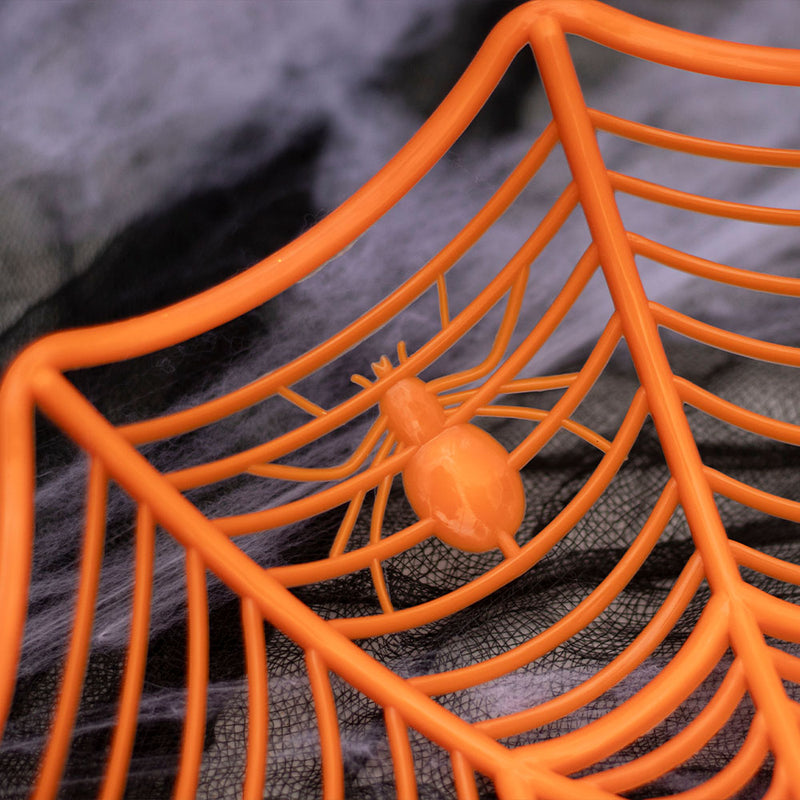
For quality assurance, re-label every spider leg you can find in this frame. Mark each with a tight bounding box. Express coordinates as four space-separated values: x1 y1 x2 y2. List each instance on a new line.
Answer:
435 274 450 330
247 416 387 482
428 264 529 395
439 383 612 454
329 488 367 557
276 385 327 418
329 429 397 566
367 434 400 613
396 340 408 363
247 380 387 481
439 376 577 409
350 372 373 390
249 367 406 565
496 530 521 559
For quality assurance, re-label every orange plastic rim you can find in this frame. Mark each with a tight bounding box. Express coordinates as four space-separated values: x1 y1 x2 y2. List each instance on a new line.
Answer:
2 1 800 798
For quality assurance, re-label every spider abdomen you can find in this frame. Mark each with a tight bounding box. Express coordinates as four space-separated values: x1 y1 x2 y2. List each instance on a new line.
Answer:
403 423 525 553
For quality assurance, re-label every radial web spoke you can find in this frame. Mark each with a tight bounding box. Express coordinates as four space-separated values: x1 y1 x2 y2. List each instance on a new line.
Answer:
174 548 209 800
306 649 344 800
385 707 418 800
451 750 480 800
35 459 108 797
241 597 268 800
101 502 155 800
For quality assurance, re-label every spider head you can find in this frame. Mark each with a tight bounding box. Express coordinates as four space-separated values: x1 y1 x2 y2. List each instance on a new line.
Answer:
352 341 444 446
379 376 445 447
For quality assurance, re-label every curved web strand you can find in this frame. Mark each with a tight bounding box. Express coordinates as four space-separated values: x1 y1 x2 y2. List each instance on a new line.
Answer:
580 660 748 795
471 554 707 744
3 2 800 799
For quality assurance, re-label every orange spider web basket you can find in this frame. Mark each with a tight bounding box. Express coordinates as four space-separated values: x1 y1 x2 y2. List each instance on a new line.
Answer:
2 1 800 797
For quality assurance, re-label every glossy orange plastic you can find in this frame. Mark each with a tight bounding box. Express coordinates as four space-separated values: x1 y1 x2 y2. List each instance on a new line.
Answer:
358 351 526 555
2 1 800 798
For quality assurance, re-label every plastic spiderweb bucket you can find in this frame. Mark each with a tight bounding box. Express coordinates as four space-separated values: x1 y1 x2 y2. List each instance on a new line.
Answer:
2 1 800 798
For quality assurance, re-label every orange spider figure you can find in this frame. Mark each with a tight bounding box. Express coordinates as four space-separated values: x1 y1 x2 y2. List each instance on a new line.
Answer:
353 346 525 558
